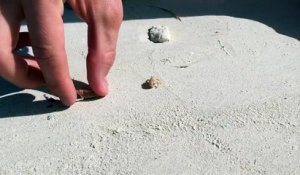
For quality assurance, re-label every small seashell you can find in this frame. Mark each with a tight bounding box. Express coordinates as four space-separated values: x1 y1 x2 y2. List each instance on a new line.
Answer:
143 76 161 89
76 89 99 100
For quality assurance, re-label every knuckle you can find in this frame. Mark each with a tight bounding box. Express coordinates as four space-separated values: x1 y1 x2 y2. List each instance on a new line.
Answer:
103 50 116 66
32 45 66 61
91 0 123 26
107 3 123 21
89 50 116 67
106 6 123 25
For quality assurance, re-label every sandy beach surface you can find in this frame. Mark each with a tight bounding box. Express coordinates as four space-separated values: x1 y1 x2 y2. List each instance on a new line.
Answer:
0 0 300 174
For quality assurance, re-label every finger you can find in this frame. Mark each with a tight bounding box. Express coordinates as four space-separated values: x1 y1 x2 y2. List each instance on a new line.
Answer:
0 54 45 89
22 0 76 106
85 1 123 96
0 2 44 88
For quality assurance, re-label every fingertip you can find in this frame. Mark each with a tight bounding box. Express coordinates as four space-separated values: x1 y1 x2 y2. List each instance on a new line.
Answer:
60 89 77 106
48 79 77 106
61 98 76 106
89 77 109 97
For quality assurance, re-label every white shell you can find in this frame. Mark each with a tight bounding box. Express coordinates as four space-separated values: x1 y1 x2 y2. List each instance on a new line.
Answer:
148 26 171 43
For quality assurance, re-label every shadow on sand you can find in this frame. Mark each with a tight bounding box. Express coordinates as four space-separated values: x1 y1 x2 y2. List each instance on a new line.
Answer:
0 77 69 118
0 91 68 118
63 0 300 40
0 78 95 118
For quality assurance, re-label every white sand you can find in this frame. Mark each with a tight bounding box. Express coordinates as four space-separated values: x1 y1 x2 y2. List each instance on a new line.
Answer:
0 1 300 174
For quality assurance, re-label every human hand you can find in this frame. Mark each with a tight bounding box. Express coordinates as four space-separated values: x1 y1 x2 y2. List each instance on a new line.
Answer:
0 0 123 106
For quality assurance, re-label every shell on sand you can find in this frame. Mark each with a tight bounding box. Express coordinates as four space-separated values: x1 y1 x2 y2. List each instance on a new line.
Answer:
76 89 98 100
145 76 161 88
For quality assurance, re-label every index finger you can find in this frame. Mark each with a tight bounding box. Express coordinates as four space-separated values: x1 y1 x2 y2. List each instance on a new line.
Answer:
21 0 76 106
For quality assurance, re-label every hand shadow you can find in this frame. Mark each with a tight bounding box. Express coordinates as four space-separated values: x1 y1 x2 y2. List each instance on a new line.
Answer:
0 78 96 118
0 93 68 118
0 45 101 118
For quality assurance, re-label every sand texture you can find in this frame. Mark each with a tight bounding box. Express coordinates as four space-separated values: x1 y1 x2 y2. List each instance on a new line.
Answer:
0 0 300 174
